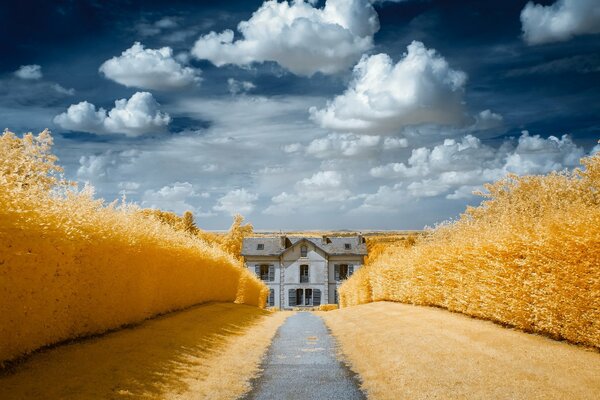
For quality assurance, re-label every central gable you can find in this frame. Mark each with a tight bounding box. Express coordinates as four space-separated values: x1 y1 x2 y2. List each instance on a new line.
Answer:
281 237 329 259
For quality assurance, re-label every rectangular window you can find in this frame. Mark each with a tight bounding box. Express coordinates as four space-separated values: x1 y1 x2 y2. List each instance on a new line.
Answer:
300 245 308 257
338 264 349 280
257 243 264 250
300 265 309 283
344 243 351 250
296 288 303 306
304 289 313 306
259 264 270 281
268 289 274 307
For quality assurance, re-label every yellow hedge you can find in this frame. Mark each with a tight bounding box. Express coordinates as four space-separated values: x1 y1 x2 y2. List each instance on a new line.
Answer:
340 151 600 348
0 130 267 364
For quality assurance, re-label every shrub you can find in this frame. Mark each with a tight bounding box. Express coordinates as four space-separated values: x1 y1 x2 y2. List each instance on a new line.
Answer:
340 151 600 348
0 130 267 364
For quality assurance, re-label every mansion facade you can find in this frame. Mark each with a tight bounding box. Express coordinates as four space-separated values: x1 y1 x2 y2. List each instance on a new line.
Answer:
241 235 367 309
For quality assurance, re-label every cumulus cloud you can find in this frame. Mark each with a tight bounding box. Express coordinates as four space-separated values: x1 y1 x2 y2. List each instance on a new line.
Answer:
521 0 600 45
14 64 42 80
142 181 213 216
118 181 141 195
282 143 302 153
191 0 379 76
305 133 406 159
367 132 585 201
136 16 179 36
264 170 353 215
52 84 75 95
99 42 201 90
54 92 171 136
77 150 140 182
227 78 256 95
213 188 258 215
310 41 468 134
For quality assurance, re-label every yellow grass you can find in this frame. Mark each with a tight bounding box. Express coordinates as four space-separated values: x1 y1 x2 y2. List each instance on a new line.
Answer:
0 303 291 400
0 130 268 364
322 302 600 400
339 151 600 348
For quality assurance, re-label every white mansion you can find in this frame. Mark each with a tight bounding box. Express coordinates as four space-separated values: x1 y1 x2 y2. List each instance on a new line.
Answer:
241 235 367 309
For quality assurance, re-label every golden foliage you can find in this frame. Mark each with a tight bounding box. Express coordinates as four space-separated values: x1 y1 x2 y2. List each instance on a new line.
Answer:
340 152 600 348
0 130 267 364
318 304 339 311
323 302 600 400
0 304 290 400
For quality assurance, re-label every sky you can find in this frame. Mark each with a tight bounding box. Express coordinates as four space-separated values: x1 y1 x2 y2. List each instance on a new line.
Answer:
1 0 599 230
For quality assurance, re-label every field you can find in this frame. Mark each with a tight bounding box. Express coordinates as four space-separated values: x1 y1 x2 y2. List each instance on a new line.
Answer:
339 151 600 348
322 302 600 400
0 303 291 400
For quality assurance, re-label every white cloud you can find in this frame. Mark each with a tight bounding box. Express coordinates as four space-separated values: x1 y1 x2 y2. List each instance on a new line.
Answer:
351 183 407 213
54 92 171 136
14 64 42 80
142 181 214 216
77 150 140 183
366 132 585 201
521 0 600 45
227 78 256 95
191 0 379 76
383 136 409 150
202 164 218 172
472 109 503 130
306 133 381 158
283 143 302 153
503 131 585 175
52 84 75 95
213 188 258 215
118 181 141 195
136 16 179 36
264 170 352 215
310 41 468 134
99 42 201 90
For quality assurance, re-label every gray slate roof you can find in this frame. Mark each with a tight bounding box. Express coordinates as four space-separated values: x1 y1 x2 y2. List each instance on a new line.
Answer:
241 235 367 256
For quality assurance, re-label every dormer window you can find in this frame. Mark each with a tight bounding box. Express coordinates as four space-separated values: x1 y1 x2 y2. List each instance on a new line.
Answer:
257 243 264 250
300 245 308 257
345 243 351 250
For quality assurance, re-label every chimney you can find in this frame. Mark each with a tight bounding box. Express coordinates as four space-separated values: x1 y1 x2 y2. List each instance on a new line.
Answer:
357 233 364 245
280 235 287 248
322 235 328 244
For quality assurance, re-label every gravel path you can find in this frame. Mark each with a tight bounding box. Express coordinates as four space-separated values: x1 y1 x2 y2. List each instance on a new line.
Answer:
244 312 365 400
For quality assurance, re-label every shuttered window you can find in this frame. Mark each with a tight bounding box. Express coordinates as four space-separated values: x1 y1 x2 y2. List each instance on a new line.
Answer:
268 265 275 281
257 264 270 281
300 265 309 283
289 289 296 307
268 289 274 306
300 245 308 257
304 289 312 306
336 264 350 281
313 289 321 306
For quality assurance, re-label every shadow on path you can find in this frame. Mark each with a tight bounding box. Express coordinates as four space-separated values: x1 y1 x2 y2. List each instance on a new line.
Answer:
244 312 365 400
0 303 269 399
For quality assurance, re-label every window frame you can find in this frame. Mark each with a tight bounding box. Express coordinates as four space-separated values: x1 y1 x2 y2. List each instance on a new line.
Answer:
257 243 264 250
300 245 308 257
304 288 313 306
300 264 309 283
259 264 270 281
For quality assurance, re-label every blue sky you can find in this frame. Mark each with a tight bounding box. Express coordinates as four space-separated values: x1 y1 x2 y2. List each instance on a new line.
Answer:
1 0 599 229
